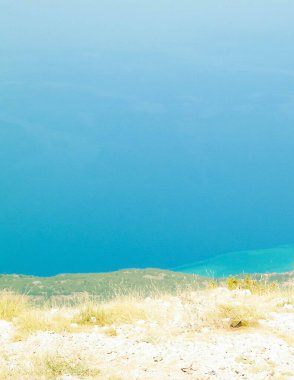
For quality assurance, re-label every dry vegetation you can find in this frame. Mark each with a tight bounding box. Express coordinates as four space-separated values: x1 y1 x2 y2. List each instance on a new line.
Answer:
0 277 293 335
74 297 147 327
0 276 293 379
0 353 101 380
0 291 29 321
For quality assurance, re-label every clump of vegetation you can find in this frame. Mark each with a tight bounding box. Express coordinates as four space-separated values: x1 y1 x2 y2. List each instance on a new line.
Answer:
0 290 29 321
0 354 101 380
206 279 218 289
226 276 240 290
43 355 101 379
74 298 146 326
225 275 278 294
13 308 73 340
217 303 260 328
104 327 118 336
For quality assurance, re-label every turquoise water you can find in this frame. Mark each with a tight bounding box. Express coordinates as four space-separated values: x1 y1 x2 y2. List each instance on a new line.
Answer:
176 246 294 277
1 3 294 275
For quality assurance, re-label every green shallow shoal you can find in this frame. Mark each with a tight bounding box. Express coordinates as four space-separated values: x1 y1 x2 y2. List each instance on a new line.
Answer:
175 245 294 278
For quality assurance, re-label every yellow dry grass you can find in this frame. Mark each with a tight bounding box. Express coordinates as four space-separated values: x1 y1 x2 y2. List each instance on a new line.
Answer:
0 353 101 380
0 279 291 341
13 308 74 340
74 297 146 326
217 303 261 328
224 275 278 294
0 290 29 321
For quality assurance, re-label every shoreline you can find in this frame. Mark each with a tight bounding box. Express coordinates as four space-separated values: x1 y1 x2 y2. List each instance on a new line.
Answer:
174 245 294 277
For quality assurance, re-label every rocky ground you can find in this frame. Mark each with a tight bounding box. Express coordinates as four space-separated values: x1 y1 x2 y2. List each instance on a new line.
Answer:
0 287 293 379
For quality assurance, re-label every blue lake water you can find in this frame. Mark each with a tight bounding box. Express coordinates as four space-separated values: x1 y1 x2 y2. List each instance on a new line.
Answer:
1 3 294 276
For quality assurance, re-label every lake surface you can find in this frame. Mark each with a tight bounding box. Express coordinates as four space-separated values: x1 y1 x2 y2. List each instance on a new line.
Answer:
1 2 294 276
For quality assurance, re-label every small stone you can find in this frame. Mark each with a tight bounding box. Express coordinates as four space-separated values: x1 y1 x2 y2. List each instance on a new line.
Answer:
232 289 252 296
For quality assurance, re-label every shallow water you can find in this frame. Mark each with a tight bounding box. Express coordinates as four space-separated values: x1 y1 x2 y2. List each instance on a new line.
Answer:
175 246 294 277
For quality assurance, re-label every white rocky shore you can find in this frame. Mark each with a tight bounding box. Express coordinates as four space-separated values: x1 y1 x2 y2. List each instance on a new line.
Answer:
0 287 293 379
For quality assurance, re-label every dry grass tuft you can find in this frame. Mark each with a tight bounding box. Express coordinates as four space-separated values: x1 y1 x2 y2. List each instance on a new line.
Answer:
217 303 261 328
13 308 74 340
225 275 278 294
74 298 146 326
0 354 101 380
42 354 101 379
104 327 118 336
0 290 29 321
